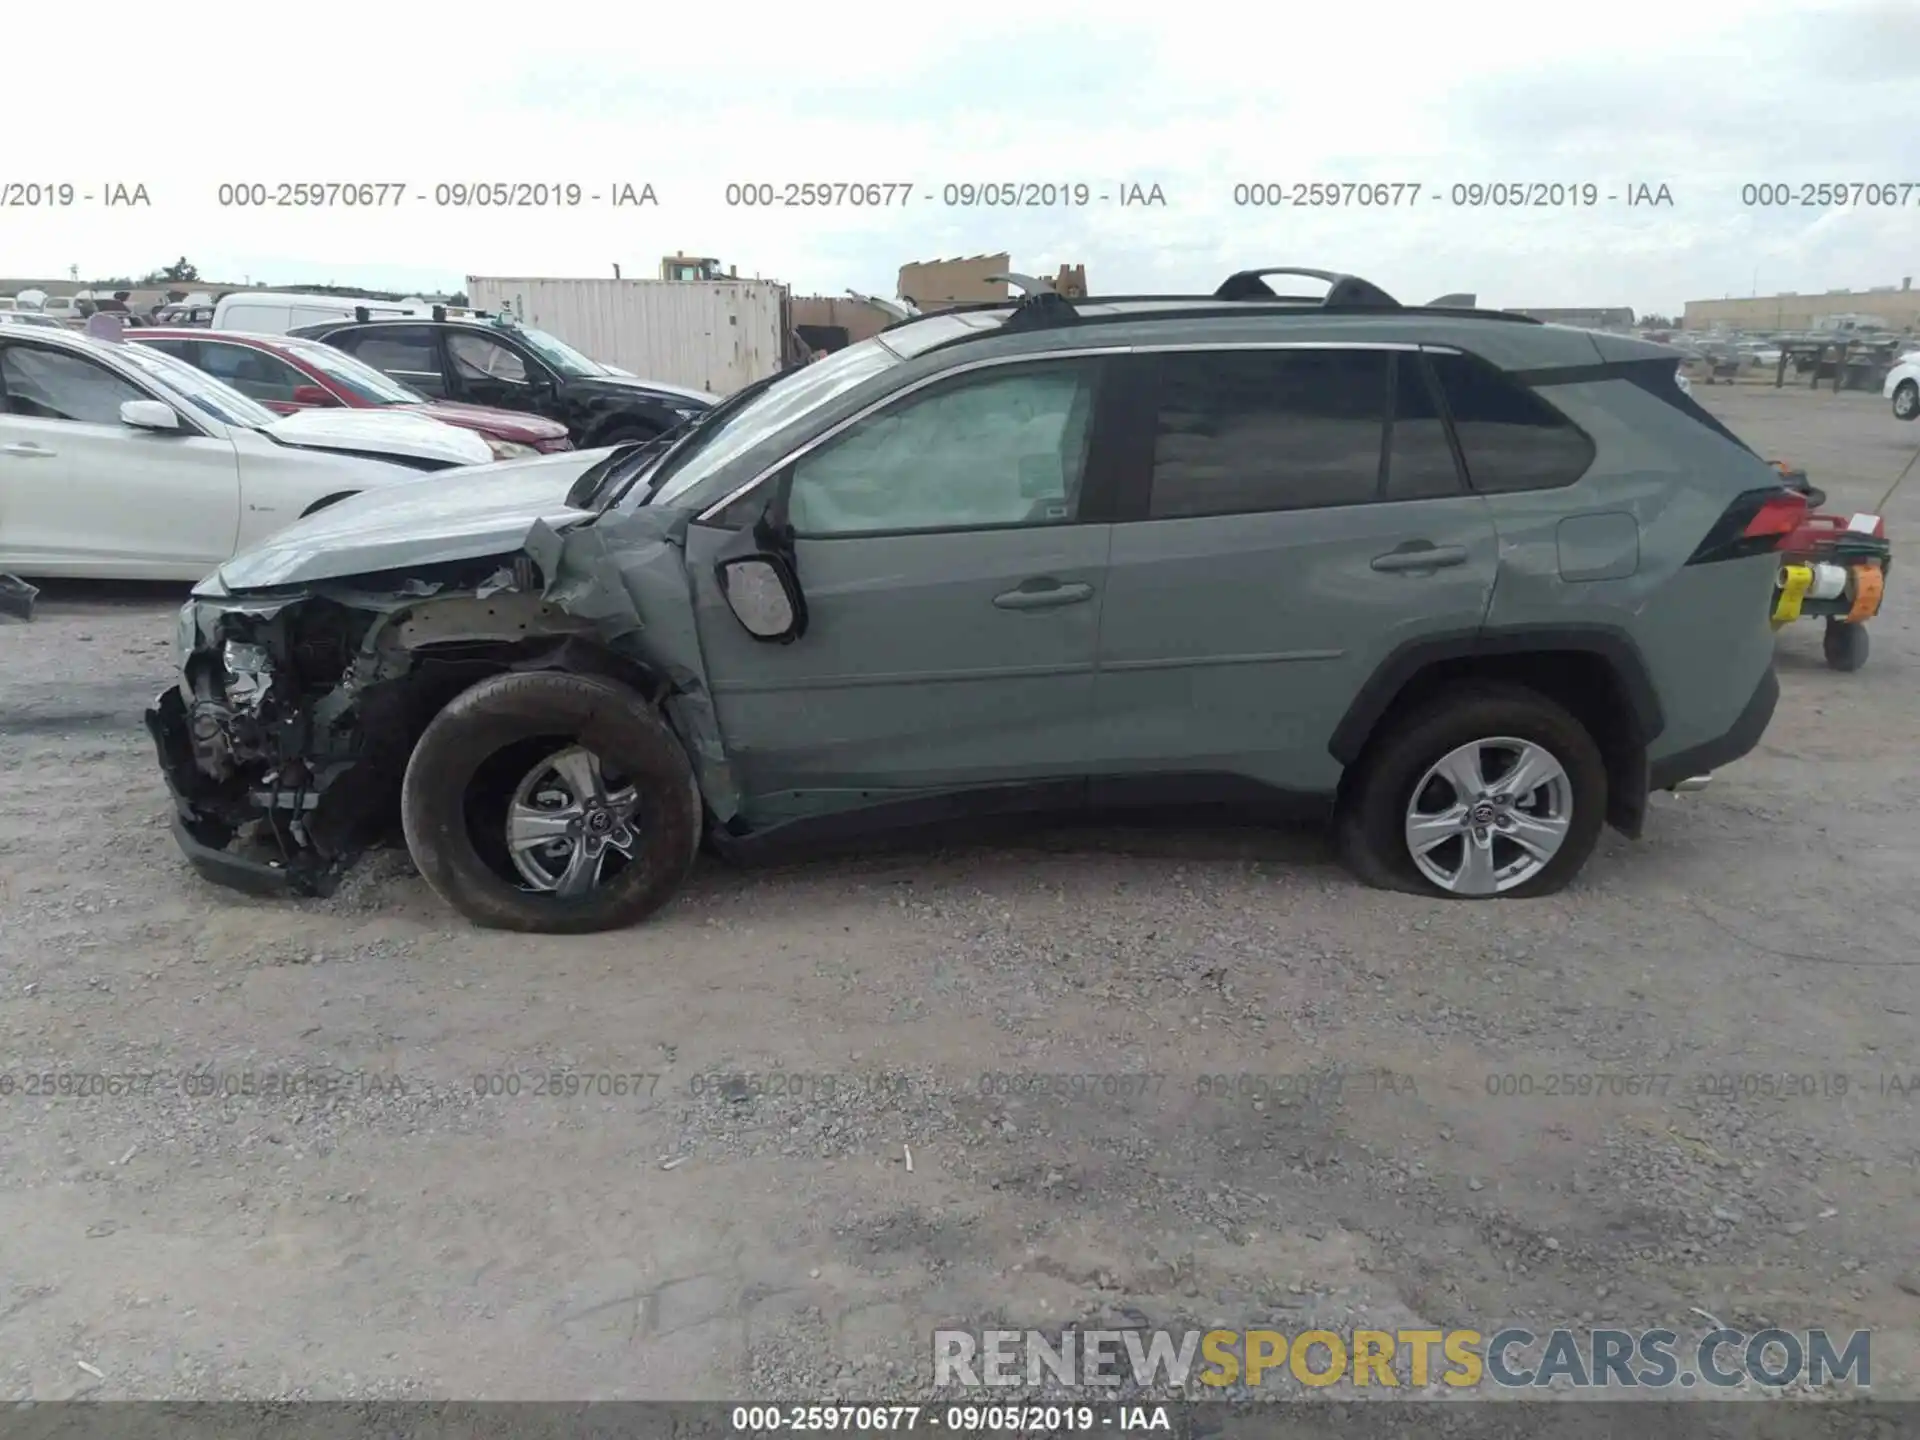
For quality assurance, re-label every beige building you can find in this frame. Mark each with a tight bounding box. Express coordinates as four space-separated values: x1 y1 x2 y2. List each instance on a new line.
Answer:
1683 280 1919 333
897 254 1013 309
788 295 898 352
895 256 1090 311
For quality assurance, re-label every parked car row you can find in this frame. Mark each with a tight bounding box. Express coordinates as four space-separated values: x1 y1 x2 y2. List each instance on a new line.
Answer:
0 292 723 577
288 312 718 449
126 330 575 457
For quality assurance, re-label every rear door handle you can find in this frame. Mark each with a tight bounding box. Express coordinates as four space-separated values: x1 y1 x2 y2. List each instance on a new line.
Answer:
993 578 1094 611
1372 541 1468 572
0 442 55 458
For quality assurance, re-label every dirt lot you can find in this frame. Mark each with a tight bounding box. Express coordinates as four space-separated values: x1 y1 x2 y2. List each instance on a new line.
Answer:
2 385 1918 1403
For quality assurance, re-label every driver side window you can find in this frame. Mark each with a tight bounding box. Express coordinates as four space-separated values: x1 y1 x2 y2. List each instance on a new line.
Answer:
786 360 1100 537
0 344 144 423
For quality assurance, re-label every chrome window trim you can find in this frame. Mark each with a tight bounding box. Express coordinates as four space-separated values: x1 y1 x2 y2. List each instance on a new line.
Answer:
692 339 1427 522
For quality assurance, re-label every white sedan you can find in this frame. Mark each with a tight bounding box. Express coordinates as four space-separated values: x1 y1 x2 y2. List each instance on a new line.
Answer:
1886 353 1920 422
0 327 494 579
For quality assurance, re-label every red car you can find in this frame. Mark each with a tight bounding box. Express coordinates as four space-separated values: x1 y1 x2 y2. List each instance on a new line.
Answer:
125 329 573 458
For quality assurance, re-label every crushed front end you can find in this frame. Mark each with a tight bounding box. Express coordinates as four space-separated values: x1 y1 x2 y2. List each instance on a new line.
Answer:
146 586 415 896
146 493 747 903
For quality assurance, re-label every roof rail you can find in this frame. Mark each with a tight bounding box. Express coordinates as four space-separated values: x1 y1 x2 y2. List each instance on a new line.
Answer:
879 270 1545 347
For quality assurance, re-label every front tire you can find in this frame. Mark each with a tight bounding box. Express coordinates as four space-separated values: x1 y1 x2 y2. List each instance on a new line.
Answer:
400 671 702 933
1893 380 1918 422
1337 684 1607 899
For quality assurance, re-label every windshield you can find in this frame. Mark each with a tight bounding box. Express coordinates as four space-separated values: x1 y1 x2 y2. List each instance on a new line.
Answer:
120 341 280 429
645 338 903 507
279 338 425 405
509 324 602 378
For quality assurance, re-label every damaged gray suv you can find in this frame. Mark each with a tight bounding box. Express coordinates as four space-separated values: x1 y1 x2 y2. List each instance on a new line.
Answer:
147 268 1797 933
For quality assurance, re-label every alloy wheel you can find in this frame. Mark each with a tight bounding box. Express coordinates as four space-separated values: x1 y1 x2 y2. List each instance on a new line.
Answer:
1403 736 1573 896
504 746 641 896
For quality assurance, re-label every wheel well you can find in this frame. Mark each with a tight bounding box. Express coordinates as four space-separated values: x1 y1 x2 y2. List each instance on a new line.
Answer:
1342 650 1649 835
588 417 661 447
394 636 668 724
300 491 360 518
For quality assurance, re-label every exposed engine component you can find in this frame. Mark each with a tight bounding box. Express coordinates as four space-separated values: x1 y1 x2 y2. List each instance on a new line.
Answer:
223 642 275 711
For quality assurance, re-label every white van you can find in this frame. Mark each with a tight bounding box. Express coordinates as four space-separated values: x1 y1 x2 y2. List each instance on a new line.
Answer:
210 291 428 335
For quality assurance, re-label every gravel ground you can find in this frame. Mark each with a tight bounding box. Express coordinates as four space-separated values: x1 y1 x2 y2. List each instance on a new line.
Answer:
1 385 1917 1403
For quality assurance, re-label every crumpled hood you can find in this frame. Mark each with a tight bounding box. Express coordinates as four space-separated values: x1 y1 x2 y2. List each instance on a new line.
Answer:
408 400 570 444
214 447 610 592
263 407 496 467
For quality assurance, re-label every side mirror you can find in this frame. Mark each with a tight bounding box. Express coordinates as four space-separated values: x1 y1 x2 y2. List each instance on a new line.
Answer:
716 555 804 642
290 384 336 407
121 399 180 431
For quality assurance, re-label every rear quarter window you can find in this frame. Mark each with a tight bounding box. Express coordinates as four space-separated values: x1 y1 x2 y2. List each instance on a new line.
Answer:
1430 352 1595 492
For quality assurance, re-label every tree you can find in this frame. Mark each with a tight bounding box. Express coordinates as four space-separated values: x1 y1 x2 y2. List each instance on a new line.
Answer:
138 258 200 285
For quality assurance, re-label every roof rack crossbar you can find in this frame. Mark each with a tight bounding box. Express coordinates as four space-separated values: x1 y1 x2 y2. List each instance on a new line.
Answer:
984 272 1056 297
1215 268 1401 308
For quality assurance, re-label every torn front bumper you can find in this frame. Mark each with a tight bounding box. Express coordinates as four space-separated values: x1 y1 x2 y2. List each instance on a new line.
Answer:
145 684 349 898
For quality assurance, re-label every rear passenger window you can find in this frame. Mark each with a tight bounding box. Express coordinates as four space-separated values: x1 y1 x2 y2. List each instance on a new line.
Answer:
1385 354 1463 500
1147 349 1389 518
339 327 446 397
1429 352 1595 492
193 342 309 404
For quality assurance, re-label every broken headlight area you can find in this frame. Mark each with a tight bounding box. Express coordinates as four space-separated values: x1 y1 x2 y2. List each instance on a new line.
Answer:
148 595 397 896
146 554 624 898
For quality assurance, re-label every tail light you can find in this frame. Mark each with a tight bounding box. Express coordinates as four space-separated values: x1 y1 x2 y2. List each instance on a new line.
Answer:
1686 486 1810 565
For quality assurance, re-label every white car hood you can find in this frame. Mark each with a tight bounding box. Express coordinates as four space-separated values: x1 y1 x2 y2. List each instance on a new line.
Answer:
261 407 495 467
215 447 610 591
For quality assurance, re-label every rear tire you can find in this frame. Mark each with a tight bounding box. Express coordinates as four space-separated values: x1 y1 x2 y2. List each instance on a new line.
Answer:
400 671 702 933
1893 380 1918 422
593 422 662 449
1824 620 1869 671
1337 683 1607 900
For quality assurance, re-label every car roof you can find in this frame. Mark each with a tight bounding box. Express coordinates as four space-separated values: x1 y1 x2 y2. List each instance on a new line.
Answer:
875 268 1681 371
127 327 305 350
300 314 494 331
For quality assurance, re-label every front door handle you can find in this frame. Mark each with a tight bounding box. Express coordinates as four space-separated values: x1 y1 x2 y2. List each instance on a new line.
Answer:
0 442 55 458
1372 541 1468 572
993 578 1094 611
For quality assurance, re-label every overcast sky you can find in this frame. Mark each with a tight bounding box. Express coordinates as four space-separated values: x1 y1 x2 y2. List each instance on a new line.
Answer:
9 0 1917 315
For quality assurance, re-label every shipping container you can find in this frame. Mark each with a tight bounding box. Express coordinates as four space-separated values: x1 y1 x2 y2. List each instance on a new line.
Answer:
465 276 792 395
